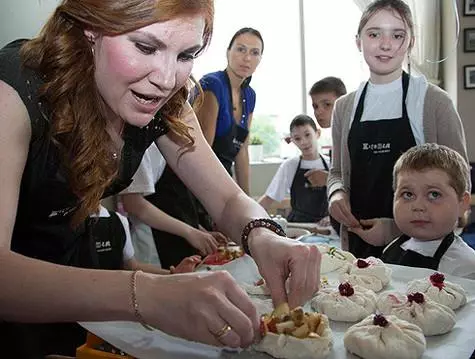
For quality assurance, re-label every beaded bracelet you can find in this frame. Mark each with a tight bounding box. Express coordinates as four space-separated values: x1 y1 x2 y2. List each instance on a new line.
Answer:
241 218 286 256
131 270 154 331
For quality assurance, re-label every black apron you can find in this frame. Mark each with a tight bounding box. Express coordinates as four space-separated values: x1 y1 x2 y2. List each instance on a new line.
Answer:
211 71 249 175
90 211 127 271
381 232 455 270
145 165 200 269
1 213 127 359
347 72 416 258
287 155 329 223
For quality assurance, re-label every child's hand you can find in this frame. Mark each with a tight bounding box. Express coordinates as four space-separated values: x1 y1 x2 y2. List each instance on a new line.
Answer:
348 218 393 246
304 169 328 187
170 255 202 274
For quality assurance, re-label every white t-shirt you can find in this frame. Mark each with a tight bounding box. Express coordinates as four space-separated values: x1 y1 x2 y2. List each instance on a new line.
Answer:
121 143 166 196
349 73 428 145
400 235 475 280
264 154 330 202
92 205 135 261
120 143 166 265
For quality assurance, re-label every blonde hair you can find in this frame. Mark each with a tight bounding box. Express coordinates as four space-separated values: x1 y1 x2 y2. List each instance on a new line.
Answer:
20 0 214 225
393 143 471 199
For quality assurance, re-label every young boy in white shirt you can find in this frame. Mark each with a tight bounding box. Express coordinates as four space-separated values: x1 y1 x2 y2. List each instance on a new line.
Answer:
381 143 475 279
258 115 330 223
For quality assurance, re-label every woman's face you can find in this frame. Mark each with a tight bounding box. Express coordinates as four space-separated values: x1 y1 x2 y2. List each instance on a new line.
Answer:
356 9 412 83
88 15 205 128
227 33 262 79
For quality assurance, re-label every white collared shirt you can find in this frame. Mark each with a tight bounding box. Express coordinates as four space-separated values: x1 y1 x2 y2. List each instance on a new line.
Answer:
400 235 475 280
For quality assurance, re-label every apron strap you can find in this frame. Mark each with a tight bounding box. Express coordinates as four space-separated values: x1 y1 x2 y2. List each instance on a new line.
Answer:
432 232 456 262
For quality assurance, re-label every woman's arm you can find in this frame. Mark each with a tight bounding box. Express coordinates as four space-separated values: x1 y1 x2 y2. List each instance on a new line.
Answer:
159 103 322 309
0 80 134 323
158 104 267 243
195 90 219 146
121 193 218 255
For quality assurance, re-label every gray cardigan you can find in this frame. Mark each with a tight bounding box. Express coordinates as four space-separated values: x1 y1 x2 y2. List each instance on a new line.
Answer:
328 83 468 251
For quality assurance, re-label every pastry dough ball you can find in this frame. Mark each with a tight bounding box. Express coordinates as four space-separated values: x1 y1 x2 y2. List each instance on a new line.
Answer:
344 314 426 359
407 272 467 310
311 283 377 322
377 292 456 336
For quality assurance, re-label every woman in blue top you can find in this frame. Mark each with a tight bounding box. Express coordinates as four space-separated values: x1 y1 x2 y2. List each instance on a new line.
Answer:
196 28 263 194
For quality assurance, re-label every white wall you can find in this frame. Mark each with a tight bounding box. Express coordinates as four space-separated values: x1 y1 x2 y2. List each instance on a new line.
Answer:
0 0 59 47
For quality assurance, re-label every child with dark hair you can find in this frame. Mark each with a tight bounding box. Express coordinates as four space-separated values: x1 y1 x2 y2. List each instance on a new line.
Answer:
381 143 475 279
259 115 330 223
309 76 347 129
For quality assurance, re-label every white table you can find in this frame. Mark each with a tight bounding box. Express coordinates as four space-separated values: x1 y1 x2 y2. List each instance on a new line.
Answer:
81 255 475 359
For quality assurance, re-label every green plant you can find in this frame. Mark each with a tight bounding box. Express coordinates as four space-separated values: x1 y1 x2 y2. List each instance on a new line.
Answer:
250 114 280 156
249 135 263 145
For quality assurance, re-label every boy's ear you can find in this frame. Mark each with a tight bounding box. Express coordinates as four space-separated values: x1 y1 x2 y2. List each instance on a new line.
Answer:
316 128 321 139
355 35 361 52
461 191 471 211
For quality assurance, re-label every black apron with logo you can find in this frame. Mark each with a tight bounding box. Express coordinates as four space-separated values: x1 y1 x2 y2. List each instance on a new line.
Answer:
145 165 201 269
287 155 329 223
381 232 455 270
90 211 127 271
348 72 416 258
0 40 169 358
211 71 249 175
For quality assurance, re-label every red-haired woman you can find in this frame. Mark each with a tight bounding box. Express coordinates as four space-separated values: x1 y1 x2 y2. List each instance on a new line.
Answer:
0 0 321 356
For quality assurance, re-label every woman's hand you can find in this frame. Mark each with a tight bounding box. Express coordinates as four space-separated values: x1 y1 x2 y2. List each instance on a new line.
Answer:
328 190 360 228
138 271 259 348
208 231 230 245
349 218 398 247
248 229 322 309
185 228 219 255
170 255 202 274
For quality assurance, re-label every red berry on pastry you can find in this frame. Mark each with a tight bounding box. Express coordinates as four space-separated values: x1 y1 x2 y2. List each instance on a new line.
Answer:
430 272 445 290
373 314 389 327
356 259 369 268
338 282 355 297
407 292 425 304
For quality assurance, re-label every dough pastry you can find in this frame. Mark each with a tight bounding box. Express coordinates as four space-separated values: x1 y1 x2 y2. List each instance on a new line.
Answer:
339 257 391 292
317 245 356 274
311 283 377 322
344 314 426 359
255 304 333 359
407 272 467 310
377 292 456 336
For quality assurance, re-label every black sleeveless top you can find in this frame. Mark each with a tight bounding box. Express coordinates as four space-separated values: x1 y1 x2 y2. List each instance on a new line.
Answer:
0 40 169 268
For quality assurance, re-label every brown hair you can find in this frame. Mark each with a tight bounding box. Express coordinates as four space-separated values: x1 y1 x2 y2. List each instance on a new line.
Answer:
20 0 214 225
393 143 471 199
309 77 347 98
357 0 414 37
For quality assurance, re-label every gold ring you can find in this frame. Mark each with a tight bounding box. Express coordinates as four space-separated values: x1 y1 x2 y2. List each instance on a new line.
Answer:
214 324 232 339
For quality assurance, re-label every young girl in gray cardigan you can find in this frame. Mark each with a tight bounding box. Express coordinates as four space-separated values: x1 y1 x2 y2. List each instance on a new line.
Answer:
328 0 467 258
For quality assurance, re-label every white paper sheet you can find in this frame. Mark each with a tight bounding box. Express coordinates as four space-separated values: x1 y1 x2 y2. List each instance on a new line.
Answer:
81 255 475 358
